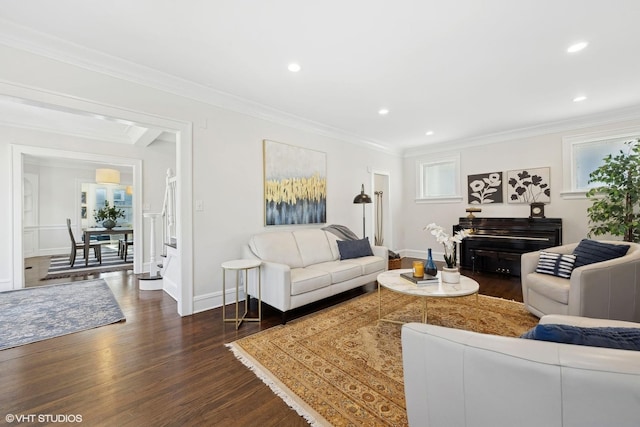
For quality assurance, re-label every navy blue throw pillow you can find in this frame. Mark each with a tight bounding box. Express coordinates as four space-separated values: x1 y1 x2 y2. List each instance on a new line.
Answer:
337 238 374 260
520 324 640 351
572 239 629 268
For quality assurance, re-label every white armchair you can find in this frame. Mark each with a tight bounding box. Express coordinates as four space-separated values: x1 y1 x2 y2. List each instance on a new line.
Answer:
402 315 640 427
521 241 640 322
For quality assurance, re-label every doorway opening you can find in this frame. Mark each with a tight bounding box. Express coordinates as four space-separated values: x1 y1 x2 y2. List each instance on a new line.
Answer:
4 86 194 315
372 171 392 250
15 146 143 287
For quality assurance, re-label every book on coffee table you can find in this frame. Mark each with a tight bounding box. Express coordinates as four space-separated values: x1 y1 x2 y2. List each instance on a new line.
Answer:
400 272 440 286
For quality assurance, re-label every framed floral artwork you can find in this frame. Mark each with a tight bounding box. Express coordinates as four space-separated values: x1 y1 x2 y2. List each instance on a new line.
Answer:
507 167 551 204
467 172 503 204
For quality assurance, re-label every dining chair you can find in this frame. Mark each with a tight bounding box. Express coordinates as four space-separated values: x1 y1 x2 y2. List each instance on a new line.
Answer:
118 238 134 262
67 218 102 267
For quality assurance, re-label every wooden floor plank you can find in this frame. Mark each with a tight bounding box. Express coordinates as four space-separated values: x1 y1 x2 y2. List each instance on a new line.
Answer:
2 258 523 426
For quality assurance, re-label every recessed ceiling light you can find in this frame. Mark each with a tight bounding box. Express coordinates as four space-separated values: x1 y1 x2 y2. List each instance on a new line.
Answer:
288 63 301 72
378 109 389 115
567 42 588 53
425 130 434 136
573 95 587 102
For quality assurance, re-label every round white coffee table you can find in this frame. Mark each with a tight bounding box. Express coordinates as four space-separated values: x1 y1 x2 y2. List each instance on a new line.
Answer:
376 268 479 324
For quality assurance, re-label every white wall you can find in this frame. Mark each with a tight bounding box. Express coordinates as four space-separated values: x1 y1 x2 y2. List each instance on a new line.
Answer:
0 43 403 313
24 161 91 256
402 118 640 260
190 107 403 310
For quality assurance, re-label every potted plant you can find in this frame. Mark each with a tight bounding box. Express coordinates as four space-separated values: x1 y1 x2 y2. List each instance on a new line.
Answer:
93 200 125 229
424 223 470 283
586 139 640 242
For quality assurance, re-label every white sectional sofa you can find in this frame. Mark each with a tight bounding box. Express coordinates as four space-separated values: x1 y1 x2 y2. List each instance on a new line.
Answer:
243 229 387 322
402 314 640 427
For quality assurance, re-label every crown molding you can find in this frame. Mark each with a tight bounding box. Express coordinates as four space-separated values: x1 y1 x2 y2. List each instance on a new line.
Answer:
403 104 640 158
0 19 401 157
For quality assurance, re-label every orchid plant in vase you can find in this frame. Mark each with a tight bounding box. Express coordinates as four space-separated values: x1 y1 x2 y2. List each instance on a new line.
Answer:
424 223 470 269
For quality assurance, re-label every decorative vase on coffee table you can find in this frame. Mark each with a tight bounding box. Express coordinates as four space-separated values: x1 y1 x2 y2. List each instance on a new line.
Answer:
441 266 460 284
425 248 437 277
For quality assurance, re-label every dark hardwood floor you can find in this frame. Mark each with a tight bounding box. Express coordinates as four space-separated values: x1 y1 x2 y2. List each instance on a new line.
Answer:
2 258 523 426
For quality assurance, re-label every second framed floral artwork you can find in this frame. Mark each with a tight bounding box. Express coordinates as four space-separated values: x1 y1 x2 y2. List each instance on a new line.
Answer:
507 167 551 204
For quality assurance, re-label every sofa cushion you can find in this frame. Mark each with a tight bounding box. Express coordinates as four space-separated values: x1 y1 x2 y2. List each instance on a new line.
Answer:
525 273 570 304
324 232 342 260
521 323 640 351
290 268 332 296
306 261 363 283
250 232 303 268
573 239 630 268
535 251 576 279
337 238 374 260
342 256 386 275
292 229 335 266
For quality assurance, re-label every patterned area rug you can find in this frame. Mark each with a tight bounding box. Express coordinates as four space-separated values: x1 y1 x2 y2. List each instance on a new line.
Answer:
0 279 125 350
44 247 133 279
228 289 539 426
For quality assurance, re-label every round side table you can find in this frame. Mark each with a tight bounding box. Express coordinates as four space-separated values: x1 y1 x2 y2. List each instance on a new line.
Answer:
221 259 262 329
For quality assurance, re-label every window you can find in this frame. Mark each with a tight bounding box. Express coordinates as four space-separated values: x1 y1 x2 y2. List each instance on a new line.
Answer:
573 139 628 189
415 154 462 202
562 127 640 198
81 183 133 228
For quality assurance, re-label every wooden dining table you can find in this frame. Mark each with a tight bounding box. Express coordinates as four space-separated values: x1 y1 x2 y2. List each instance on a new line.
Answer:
83 227 134 266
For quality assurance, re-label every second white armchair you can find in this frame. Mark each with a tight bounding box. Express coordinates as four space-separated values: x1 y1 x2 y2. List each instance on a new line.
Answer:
521 240 640 322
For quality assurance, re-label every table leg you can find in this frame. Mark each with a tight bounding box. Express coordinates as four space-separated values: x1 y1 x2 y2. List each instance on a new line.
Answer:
84 231 90 266
475 292 479 332
243 268 249 323
378 281 381 321
222 268 226 323
222 266 261 329
124 233 129 263
257 267 262 322
422 298 428 323
235 270 240 329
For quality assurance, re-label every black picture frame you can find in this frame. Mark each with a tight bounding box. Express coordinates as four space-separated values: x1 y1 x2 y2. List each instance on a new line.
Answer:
467 172 503 204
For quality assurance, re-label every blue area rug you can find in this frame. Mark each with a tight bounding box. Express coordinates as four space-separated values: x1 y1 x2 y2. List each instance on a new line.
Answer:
0 279 125 350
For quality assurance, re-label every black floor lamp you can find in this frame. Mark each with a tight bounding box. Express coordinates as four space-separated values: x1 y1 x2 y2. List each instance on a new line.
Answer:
353 184 372 238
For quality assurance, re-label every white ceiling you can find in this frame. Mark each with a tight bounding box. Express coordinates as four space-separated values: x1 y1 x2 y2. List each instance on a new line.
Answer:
1 0 640 152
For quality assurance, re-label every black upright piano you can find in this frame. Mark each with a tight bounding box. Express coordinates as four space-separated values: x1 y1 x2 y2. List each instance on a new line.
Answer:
454 217 562 276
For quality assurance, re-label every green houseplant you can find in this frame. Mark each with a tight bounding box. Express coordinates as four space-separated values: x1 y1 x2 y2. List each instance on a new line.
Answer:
93 200 125 229
586 139 640 242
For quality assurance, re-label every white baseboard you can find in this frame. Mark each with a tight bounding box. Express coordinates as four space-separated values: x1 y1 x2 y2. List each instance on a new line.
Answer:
0 278 13 291
193 286 247 314
162 276 178 301
37 247 68 257
398 248 446 263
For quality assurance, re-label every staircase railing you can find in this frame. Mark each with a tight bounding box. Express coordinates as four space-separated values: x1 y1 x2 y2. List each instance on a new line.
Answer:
161 168 177 257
